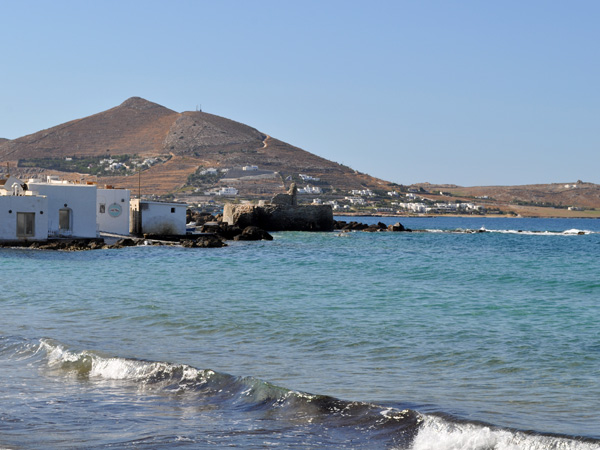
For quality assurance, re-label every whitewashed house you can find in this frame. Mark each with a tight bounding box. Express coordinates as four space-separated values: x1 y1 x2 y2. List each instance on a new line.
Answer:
97 187 131 235
0 178 48 242
130 199 187 235
27 177 98 238
298 185 323 194
216 187 238 196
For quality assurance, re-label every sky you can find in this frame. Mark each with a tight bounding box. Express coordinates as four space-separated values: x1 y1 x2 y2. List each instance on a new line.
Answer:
0 0 598 187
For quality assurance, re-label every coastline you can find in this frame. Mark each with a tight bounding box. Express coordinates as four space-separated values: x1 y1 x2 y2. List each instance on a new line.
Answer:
334 211 600 219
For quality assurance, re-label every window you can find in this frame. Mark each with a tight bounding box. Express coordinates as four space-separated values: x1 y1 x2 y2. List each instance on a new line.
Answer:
17 212 35 237
99 204 106 214
171 207 176 213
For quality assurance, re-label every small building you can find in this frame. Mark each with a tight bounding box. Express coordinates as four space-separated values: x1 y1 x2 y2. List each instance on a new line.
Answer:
97 187 131 235
27 177 98 238
216 187 238 196
130 199 187 235
0 179 48 242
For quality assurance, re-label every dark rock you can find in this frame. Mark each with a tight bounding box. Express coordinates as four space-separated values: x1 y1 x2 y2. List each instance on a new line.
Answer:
388 222 409 232
364 224 385 232
200 223 243 240
115 238 138 247
234 226 273 241
31 238 106 251
196 235 227 247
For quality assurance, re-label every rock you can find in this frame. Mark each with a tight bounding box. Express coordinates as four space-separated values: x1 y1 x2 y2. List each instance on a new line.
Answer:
364 224 385 232
223 203 334 232
196 235 227 247
32 238 106 251
200 223 243 240
234 226 273 241
388 222 409 232
115 238 138 247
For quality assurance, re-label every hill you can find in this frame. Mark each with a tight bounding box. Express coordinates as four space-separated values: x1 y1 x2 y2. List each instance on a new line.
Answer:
0 97 394 197
413 182 600 218
0 97 598 217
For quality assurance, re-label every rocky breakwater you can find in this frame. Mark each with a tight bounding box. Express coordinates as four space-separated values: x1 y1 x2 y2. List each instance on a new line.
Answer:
222 184 334 232
334 220 412 232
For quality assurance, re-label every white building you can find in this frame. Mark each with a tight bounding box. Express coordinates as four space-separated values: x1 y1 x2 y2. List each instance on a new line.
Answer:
130 199 187 235
97 187 131 235
0 177 48 242
350 189 375 197
216 187 238 196
298 185 323 194
345 196 367 205
299 174 320 182
27 176 98 238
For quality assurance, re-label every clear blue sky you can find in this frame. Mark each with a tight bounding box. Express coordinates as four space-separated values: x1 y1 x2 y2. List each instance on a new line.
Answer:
1 0 598 186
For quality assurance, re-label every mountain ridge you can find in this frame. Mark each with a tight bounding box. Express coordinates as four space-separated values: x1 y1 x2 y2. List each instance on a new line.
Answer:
0 97 393 196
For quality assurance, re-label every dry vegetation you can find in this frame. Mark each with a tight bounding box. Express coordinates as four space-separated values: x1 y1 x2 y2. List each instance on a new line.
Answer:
1 97 598 217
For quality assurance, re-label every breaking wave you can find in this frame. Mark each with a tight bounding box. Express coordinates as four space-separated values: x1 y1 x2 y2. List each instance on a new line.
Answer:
2 336 598 449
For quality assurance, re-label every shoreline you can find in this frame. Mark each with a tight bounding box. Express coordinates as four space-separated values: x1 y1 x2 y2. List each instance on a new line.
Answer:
334 212 600 219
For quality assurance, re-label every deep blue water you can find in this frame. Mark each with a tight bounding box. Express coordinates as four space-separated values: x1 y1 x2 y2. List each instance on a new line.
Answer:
1 217 599 449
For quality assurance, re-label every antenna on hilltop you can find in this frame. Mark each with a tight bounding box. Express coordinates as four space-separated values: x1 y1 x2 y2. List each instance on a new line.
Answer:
196 104 202 112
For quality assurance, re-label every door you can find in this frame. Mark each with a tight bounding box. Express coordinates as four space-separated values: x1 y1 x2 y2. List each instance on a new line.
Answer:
59 208 72 234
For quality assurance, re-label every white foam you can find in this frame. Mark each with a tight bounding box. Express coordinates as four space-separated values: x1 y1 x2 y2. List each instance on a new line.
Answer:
410 416 598 450
40 339 211 385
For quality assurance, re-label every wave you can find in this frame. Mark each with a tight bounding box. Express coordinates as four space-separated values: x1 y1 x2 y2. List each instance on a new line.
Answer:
411 415 600 450
424 228 597 236
2 336 599 449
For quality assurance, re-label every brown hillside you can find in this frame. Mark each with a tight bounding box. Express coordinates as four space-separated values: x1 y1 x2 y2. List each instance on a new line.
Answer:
0 97 393 195
0 97 178 160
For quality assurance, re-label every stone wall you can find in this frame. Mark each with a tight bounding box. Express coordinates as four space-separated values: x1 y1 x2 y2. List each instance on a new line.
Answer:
223 204 334 232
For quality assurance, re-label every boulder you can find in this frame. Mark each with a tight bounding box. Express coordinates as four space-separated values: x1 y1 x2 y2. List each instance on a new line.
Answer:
388 222 407 232
234 226 273 241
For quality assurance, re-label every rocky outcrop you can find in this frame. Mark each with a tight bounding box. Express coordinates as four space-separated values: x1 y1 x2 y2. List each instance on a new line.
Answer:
334 220 412 232
181 235 226 248
234 226 273 241
28 238 107 251
223 203 334 232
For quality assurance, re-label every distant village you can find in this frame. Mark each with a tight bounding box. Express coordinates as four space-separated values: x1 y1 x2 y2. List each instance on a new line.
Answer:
0 166 493 244
181 164 491 215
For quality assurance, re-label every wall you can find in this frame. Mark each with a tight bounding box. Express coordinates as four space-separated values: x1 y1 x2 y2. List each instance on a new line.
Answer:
97 188 130 235
223 203 334 231
28 182 98 238
0 195 48 241
130 199 186 235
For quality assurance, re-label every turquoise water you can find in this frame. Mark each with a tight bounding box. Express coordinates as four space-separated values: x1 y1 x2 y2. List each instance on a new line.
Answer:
1 217 599 449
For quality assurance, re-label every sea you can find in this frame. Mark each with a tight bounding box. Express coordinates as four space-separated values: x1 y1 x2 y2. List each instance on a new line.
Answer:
1 216 599 449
